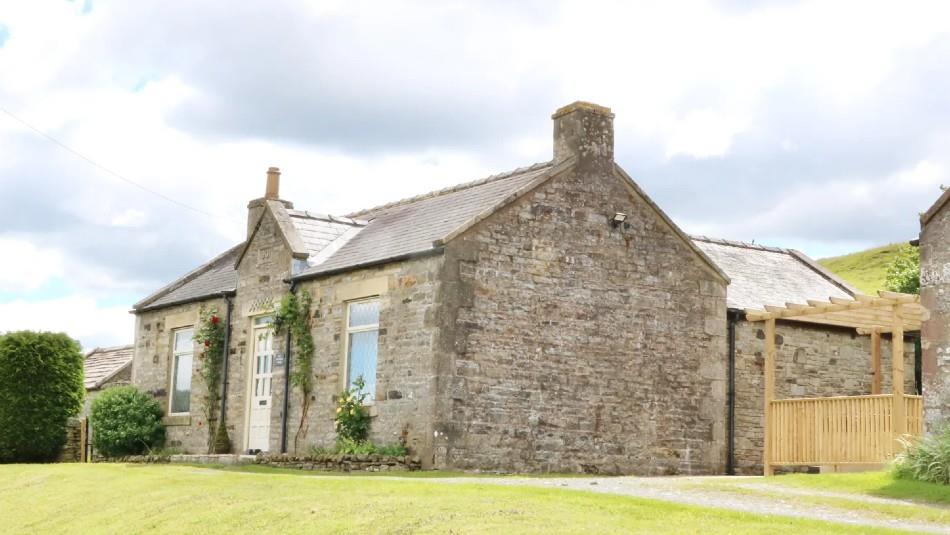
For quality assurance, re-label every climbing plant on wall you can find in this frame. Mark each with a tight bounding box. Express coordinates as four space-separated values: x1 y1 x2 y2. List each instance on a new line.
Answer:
195 306 230 453
273 290 315 451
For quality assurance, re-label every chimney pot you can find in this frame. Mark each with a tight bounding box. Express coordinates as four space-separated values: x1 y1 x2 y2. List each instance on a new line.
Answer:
552 101 615 170
265 167 281 200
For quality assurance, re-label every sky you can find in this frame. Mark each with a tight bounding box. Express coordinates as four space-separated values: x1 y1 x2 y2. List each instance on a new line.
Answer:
1 0 949 350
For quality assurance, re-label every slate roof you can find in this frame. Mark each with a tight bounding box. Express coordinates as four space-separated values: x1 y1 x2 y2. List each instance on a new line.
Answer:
84 345 133 390
692 236 857 311
293 162 555 278
134 244 241 311
287 210 365 267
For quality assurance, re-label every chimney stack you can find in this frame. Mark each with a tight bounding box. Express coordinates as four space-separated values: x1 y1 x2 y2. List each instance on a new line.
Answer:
265 166 281 200
552 101 614 172
247 166 291 239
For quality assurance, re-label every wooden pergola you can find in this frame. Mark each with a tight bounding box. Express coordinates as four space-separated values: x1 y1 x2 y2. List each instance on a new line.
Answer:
744 291 927 475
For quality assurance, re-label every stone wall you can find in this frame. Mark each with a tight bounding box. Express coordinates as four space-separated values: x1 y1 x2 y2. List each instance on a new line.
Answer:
433 141 728 473
733 319 917 474
132 298 225 452
225 204 296 454
292 255 443 461
921 203 950 432
256 453 422 472
58 417 85 462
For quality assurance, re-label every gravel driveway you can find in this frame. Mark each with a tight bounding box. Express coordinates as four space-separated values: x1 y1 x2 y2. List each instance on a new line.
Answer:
419 475 950 534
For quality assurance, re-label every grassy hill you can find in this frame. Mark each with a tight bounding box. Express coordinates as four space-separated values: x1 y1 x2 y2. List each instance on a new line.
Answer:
818 243 905 295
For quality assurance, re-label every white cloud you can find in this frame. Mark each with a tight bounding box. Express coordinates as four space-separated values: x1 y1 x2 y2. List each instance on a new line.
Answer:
665 109 749 159
0 0 949 305
0 295 133 350
0 238 62 291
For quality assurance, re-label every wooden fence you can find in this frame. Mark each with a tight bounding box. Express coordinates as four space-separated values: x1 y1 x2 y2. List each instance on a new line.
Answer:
768 394 924 466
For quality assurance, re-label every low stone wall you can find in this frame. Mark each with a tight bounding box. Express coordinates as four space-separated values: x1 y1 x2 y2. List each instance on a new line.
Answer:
103 452 422 472
107 454 255 465
256 453 422 472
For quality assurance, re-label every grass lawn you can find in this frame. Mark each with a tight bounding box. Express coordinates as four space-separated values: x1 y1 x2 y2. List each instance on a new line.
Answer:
818 243 904 295
0 464 908 534
691 471 950 526
766 471 950 505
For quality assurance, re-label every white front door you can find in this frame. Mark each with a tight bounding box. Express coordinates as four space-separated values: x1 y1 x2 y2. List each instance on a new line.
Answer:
247 318 275 452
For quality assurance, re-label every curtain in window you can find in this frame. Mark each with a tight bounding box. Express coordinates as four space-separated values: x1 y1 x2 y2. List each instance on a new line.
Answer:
348 330 378 401
171 352 192 413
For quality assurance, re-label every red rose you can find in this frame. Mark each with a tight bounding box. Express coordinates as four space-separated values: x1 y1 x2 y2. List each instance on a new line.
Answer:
211 315 220 325
204 340 210 347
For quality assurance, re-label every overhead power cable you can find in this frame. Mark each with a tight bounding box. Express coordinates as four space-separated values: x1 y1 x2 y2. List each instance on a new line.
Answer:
0 105 227 220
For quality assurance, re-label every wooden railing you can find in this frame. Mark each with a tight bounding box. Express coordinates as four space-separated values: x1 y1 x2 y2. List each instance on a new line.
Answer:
768 394 924 466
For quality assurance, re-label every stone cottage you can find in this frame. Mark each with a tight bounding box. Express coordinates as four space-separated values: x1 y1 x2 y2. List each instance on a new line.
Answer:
82 344 133 415
131 102 911 474
920 190 950 432
694 237 917 474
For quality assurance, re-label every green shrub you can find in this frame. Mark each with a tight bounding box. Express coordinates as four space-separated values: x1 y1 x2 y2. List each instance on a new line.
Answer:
334 376 371 443
0 331 84 462
893 426 950 485
90 386 165 457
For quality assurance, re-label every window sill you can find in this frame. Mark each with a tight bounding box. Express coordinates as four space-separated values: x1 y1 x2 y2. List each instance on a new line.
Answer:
163 414 191 427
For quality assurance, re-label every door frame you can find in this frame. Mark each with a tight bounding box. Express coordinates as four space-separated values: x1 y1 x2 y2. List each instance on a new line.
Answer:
242 314 275 452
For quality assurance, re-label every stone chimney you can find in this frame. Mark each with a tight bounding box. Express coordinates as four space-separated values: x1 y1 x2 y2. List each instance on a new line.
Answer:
247 166 291 238
552 101 615 172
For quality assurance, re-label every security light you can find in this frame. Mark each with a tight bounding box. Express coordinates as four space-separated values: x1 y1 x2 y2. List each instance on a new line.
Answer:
611 212 627 228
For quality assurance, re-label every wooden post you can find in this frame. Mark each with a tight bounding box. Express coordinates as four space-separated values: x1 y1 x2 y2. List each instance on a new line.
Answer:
764 318 776 476
871 328 882 395
891 305 905 455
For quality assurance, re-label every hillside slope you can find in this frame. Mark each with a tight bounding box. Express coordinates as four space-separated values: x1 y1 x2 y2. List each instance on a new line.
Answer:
818 243 904 295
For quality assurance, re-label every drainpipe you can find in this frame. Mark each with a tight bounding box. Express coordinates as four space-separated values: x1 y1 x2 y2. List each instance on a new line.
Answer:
726 309 739 475
280 280 297 454
219 293 234 426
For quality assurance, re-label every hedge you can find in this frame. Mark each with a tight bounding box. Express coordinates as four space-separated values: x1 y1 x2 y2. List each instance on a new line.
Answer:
0 331 84 462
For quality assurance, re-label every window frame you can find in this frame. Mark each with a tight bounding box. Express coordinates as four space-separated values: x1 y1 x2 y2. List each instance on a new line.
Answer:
343 297 380 403
169 327 195 416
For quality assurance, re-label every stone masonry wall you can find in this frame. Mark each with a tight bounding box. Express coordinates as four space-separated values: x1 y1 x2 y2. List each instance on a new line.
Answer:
133 298 225 452
733 320 917 474
292 255 442 461
921 203 950 432
434 166 728 475
226 205 296 454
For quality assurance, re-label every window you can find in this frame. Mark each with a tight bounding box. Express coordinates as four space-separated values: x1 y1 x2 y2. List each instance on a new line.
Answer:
346 299 379 402
170 328 194 414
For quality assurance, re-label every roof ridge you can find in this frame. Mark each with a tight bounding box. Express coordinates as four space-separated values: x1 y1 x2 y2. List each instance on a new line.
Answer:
85 344 134 358
288 210 366 226
345 161 553 219
690 234 788 254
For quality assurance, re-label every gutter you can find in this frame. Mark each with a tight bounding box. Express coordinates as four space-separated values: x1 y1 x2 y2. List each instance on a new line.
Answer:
726 309 740 476
132 290 237 314
286 247 444 284
219 293 234 429
280 280 297 454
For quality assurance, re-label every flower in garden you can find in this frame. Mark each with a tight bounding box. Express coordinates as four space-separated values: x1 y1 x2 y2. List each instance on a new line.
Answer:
336 407 342 414
211 315 220 325
350 409 355 416
204 340 210 347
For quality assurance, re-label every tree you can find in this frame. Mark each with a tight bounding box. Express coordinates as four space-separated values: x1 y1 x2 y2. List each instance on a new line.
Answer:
0 331 84 462
884 244 920 295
